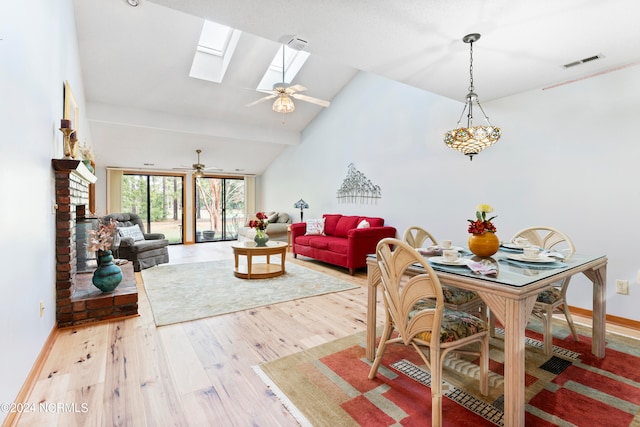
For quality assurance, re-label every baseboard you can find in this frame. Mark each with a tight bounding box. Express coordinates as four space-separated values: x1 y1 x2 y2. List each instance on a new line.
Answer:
1 324 58 427
570 305 640 331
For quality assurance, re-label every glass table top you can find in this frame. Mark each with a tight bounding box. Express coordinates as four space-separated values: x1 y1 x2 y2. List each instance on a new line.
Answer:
369 247 606 288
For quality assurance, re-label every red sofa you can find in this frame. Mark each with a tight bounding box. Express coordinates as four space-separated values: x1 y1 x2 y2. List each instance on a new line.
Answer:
291 214 397 274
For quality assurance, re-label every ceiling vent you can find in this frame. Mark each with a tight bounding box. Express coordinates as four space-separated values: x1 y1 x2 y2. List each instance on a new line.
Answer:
563 54 603 68
287 37 308 51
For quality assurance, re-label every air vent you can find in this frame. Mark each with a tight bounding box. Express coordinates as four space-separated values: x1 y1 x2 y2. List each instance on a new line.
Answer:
563 54 603 68
287 37 308 51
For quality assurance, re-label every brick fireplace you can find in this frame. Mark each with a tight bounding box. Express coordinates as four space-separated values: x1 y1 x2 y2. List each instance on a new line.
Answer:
52 159 138 327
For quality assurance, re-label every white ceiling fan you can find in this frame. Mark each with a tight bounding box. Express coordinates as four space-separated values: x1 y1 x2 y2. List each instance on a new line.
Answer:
246 44 331 118
173 149 221 177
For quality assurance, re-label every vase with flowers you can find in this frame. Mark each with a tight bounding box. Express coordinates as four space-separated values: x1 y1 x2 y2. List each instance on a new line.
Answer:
467 204 500 257
249 212 270 247
87 218 123 292
80 142 95 174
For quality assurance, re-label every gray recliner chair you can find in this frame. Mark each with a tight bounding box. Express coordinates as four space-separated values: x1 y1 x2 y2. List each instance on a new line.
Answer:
103 212 170 272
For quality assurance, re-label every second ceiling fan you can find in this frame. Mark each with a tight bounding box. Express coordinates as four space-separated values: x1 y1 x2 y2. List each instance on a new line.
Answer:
247 43 330 119
173 149 221 177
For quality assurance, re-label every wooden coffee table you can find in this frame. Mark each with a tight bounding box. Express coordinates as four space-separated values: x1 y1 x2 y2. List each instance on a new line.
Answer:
230 241 288 279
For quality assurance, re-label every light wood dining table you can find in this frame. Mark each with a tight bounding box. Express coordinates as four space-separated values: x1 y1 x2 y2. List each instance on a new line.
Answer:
365 248 608 427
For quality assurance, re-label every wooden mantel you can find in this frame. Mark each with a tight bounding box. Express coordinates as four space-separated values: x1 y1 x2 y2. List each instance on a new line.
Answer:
52 159 97 184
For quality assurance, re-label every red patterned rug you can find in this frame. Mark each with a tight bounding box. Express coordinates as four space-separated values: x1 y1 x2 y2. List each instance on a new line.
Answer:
255 323 640 426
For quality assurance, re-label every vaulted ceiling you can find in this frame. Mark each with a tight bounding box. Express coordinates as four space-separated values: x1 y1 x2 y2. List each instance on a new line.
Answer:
74 0 640 174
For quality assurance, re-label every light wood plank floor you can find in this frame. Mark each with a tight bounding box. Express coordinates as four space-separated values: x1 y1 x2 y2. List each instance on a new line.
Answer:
11 242 639 426
13 242 384 427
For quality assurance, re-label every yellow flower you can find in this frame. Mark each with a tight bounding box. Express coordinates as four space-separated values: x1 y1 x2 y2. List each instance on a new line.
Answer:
476 204 493 213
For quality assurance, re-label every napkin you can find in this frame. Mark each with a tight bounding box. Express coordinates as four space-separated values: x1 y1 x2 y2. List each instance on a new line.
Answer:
467 261 497 276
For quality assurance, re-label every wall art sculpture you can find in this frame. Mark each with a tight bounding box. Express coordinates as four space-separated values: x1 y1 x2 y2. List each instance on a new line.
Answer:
336 163 382 204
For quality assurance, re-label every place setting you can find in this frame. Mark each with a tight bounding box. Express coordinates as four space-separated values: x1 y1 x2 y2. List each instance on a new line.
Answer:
417 239 467 257
426 244 498 276
501 246 568 269
499 236 531 252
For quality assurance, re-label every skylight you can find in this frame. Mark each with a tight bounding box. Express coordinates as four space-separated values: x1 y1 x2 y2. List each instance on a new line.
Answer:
256 45 310 92
189 20 241 83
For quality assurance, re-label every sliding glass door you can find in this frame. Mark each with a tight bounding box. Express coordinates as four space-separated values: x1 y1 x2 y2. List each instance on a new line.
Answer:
121 174 184 244
194 177 245 242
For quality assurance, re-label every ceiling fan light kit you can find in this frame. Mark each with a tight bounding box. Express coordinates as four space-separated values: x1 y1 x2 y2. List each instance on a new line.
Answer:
444 33 501 161
273 93 295 113
246 39 330 122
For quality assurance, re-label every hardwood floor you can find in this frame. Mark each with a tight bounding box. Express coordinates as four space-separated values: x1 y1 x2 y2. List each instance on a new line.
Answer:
12 242 383 427
10 242 639 426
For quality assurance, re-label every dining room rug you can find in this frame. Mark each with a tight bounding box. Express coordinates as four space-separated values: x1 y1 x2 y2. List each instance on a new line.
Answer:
254 322 640 426
141 260 358 326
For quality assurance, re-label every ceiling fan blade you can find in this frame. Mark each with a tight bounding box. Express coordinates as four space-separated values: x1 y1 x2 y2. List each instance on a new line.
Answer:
291 93 331 108
245 94 276 107
286 84 307 94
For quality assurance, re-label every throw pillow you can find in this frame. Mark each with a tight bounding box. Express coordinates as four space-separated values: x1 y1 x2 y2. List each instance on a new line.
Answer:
276 213 290 223
267 212 279 223
361 217 384 227
357 219 370 229
118 225 145 241
305 218 325 236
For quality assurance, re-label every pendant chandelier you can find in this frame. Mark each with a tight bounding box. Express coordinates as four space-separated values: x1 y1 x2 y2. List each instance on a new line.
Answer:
444 33 501 161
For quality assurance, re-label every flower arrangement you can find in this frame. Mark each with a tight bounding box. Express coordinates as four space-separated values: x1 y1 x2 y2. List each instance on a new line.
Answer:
467 203 497 234
248 212 268 232
87 218 118 252
80 140 95 162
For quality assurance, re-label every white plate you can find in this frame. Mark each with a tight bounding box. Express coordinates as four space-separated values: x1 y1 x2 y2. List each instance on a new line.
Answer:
429 256 468 266
507 254 555 263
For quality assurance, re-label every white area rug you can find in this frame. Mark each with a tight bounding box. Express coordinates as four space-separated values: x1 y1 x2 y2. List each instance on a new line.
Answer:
142 260 358 326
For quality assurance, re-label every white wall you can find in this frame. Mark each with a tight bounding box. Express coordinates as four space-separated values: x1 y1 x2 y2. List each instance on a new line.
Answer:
262 68 640 321
0 0 89 419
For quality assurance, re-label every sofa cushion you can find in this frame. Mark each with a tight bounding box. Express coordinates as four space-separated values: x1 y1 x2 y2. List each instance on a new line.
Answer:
335 216 360 237
361 217 384 227
322 214 342 236
309 238 329 250
305 218 325 235
294 235 313 246
118 225 145 241
276 212 290 223
267 212 279 223
327 237 349 253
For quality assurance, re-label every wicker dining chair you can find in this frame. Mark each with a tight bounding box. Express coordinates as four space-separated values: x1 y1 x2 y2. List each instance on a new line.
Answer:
511 226 578 356
403 225 438 248
403 226 486 320
369 238 489 427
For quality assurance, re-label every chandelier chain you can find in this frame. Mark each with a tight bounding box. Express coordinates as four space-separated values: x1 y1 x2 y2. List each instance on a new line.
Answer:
468 40 474 92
